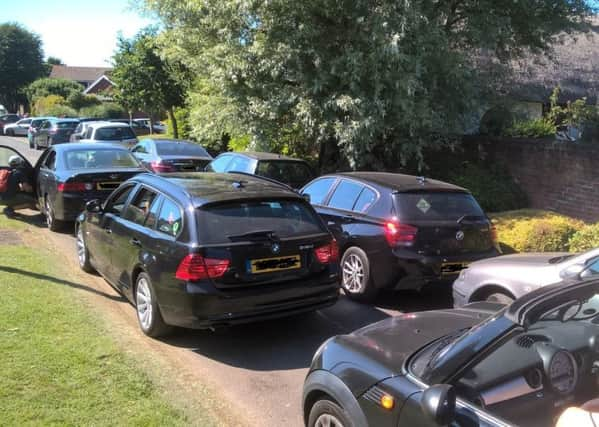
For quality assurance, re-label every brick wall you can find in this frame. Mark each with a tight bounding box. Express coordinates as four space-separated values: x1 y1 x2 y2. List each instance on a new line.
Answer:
484 138 599 222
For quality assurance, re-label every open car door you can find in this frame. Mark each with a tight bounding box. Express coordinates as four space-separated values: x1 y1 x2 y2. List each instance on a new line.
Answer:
0 145 40 200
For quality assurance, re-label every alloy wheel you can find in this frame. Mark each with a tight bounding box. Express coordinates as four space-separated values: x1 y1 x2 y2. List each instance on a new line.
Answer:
314 413 345 427
342 254 364 293
136 277 153 330
45 198 53 228
76 227 86 267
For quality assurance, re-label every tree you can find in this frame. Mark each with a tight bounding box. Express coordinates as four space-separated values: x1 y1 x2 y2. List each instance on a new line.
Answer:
26 78 84 104
0 23 46 112
46 56 63 65
111 28 188 138
144 0 594 169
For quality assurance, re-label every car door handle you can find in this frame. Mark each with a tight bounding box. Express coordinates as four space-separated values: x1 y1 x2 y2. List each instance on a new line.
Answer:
130 238 141 247
327 221 336 226
104 227 112 234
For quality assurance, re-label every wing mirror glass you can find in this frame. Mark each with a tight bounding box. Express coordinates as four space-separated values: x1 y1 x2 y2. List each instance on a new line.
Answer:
85 199 102 213
421 384 456 426
301 192 311 203
560 264 585 280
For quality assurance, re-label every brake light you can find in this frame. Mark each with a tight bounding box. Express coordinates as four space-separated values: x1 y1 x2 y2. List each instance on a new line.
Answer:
175 254 230 281
150 161 175 173
384 220 417 246
314 240 340 264
57 182 93 192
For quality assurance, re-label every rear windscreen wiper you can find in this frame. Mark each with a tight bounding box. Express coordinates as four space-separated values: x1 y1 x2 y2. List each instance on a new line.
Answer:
227 230 279 242
457 215 485 224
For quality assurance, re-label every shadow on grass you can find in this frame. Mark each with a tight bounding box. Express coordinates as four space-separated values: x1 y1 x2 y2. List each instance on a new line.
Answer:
0 265 126 302
2 211 47 228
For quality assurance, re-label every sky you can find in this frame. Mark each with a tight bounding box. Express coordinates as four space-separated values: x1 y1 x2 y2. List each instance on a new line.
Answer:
2 0 154 67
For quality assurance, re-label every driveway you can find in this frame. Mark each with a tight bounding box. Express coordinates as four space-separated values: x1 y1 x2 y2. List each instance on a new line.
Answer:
0 134 453 426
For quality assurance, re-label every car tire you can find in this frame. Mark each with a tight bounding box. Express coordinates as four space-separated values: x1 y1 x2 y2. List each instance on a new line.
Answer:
486 292 514 305
340 246 377 303
308 399 354 427
76 225 95 273
135 272 172 338
29 138 34 149
44 197 62 232
6 129 14 136
34 139 39 150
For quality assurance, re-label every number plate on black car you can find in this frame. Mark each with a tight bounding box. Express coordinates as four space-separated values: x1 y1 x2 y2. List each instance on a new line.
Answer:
441 262 468 275
247 255 301 274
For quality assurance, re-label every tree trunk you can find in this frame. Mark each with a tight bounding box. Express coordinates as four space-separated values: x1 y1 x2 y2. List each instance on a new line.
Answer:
167 107 178 139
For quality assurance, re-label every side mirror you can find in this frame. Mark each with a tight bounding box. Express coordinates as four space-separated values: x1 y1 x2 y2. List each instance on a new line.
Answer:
85 199 102 213
560 264 585 280
301 192 311 203
421 384 456 426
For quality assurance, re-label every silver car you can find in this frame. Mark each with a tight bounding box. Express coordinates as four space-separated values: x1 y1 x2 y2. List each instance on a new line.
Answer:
453 247 599 307
3 118 32 136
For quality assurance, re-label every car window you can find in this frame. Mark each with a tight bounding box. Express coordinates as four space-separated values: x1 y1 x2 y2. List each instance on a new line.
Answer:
0 147 27 168
156 198 183 237
302 177 336 205
145 195 162 229
394 192 486 221
42 121 52 130
57 121 78 129
95 126 136 141
255 161 313 187
206 154 233 172
132 142 148 154
353 187 377 213
84 127 93 139
226 155 252 173
43 151 56 170
105 185 136 216
155 141 209 157
65 149 139 169
327 180 363 211
124 187 159 226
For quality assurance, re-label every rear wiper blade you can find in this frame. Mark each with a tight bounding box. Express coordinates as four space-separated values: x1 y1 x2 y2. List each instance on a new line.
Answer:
227 230 279 242
457 214 485 224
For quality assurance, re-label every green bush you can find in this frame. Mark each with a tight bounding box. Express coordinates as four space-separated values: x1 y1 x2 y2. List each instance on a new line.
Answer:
67 93 101 111
79 102 125 119
448 163 528 213
491 210 584 253
505 118 556 138
46 104 78 117
569 223 599 252
33 94 65 116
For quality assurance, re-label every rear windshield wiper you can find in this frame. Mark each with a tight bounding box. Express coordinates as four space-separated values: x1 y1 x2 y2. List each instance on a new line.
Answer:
227 230 279 242
457 214 485 224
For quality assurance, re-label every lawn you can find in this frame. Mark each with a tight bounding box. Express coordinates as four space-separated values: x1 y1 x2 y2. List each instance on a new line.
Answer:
0 220 193 425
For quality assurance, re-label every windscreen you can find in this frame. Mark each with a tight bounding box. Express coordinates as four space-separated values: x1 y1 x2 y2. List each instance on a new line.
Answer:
156 142 210 157
95 127 136 140
64 149 140 169
255 161 313 187
395 192 485 221
56 121 78 129
197 200 325 244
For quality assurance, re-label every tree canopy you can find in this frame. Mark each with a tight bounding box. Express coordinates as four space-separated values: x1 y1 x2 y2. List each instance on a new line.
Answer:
144 0 594 170
26 78 84 104
0 23 46 112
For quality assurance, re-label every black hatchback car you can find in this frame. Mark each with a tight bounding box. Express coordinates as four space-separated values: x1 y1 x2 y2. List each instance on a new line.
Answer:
33 118 80 149
301 172 501 301
205 151 315 189
75 172 340 337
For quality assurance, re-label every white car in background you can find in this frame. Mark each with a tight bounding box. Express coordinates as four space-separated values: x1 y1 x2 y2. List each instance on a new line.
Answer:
133 118 166 134
3 118 32 136
79 121 138 147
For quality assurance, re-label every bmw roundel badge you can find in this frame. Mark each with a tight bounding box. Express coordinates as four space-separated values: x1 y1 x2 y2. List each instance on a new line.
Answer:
456 231 465 241
271 243 281 254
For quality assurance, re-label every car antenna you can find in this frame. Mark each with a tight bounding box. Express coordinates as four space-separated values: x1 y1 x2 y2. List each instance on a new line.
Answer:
227 171 297 194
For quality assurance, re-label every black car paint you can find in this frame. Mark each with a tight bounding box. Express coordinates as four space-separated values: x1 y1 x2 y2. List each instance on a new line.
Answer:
301 172 501 292
77 172 340 330
131 138 212 173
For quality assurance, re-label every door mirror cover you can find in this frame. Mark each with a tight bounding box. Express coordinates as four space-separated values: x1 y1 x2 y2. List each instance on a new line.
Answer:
85 199 102 213
560 264 585 280
421 384 456 425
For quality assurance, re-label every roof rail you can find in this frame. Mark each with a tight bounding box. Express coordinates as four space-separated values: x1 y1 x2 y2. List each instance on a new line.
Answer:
226 171 298 194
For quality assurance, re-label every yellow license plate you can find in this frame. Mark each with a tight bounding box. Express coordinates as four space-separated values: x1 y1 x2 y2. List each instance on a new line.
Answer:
441 262 469 275
249 255 301 274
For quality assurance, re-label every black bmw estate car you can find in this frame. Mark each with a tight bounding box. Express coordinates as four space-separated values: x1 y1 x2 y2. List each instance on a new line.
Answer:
301 172 501 301
76 172 340 337
303 262 599 427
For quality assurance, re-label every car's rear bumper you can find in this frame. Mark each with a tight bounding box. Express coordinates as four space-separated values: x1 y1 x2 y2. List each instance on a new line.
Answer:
53 192 110 221
157 278 340 329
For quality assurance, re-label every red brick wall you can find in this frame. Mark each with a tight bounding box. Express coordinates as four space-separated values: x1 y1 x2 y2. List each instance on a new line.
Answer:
484 139 599 222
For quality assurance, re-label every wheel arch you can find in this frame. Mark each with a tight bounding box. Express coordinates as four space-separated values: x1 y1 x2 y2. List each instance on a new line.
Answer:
469 284 516 302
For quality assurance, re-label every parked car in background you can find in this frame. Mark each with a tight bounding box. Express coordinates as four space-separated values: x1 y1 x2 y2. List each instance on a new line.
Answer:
0 114 20 133
109 119 151 136
70 120 100 142
303 268 599 427
206 151 315 189
133 118 166 134
32 118 80 150
301 172 501 301
75 172 340 337
3 118 32 136
453 247 599 306
131 138 212 173
79 121 138 147
28 117 54 148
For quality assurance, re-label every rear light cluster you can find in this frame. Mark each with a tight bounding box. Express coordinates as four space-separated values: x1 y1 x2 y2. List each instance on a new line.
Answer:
314 240 339 264
175 254 230 281
150 161 175 173
490 225 498 243
57 182 94 192
384 220 417 246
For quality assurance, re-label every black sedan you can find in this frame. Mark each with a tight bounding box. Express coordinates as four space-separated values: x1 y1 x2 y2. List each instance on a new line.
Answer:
131 138 212 173
0 143 145 231
75 172 340 337
303 261 599 427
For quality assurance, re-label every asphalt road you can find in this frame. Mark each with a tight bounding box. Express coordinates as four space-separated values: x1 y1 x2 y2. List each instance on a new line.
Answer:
0 134 453 426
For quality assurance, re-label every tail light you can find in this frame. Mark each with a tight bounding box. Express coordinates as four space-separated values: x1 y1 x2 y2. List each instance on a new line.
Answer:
314 240 340 264
175 254 230 281
490 224 498 242
384 220 417 246
150 161 175 173
57 182 93 192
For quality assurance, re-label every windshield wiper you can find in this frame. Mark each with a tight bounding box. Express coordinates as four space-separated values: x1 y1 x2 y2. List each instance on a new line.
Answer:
227 230 279 242
457 214 485 224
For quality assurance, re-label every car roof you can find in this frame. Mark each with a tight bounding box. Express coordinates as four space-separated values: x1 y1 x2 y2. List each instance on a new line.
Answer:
327 172 468 193
51 142 131 152
222 151 306 162
49 118 79 122
140 138 196 145
89 121 132 129
132 172 302 207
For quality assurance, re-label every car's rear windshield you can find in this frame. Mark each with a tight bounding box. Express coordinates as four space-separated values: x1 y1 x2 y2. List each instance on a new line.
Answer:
197 200 325 244
156 142 210 157
255 160 313 187
95 127 136 140
56 121 78 129
64 149 140 169
394 192 485 222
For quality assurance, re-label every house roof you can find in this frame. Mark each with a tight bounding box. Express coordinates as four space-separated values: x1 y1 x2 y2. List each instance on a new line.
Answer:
83 74 115 94
49 65 112 83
